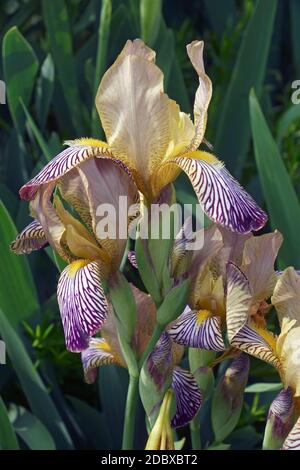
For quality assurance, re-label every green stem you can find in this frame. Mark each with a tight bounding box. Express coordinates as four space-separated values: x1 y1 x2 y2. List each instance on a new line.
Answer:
122 374 139 450
190 416 201 450
138 323 164 369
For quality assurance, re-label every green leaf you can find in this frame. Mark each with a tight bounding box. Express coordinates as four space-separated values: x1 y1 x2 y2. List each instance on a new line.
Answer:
9 405 56 450
35 54 55 131
42 0 84 133
214 0 277 174
156 279 190 326
2 26 38 134
289 0 300 78
276 104 300 146
203 0 235 37
0 308 73 449
108 272 137 342
140 0 162 46
0 201 39 328
245 383 282 393
21 98 52 162
0 397 19 450
250 90 300 268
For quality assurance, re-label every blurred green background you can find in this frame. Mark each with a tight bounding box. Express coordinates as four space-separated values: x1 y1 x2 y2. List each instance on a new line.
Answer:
0 0 299 450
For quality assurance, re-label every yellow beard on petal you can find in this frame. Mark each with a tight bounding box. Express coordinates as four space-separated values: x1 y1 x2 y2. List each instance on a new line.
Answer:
196 309 212 325
250 322 277 353
69 138 110 149
68 259 90 277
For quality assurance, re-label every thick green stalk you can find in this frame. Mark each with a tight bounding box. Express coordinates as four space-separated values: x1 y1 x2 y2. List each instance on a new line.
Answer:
122 374 139 450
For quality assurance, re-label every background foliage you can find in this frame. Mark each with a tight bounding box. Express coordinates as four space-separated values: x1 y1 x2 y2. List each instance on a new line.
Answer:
0 0 299 450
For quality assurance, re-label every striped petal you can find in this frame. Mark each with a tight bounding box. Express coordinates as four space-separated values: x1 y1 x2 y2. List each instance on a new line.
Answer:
264 388 295 448
81 337 116 384
128 250 138 268
231 324 281 369
20 141 112 200
226 262 252 342
147 332 173 391
172 153 267 234
57 260 107 352
10 220 48 254
282 416 300 450
171 366 202 428
168 309 225 351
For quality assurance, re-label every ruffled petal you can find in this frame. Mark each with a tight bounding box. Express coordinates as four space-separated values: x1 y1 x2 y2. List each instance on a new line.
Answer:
10 220 48 254
20 140 112 200
226 262 252 342
81 337 117 384
282 416 300 450
171 152 267 233
168 309 225 351
57 260 107 352
272 267 300 327
171 366 202 428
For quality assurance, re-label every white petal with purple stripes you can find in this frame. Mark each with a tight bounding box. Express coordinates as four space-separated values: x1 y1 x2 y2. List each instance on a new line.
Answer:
147 332 173 391
57 260 108 352
10 219 48 254
171 366 202 428
173 156 267 234
168 309 225 351
81 337 116 384
282 416 300 450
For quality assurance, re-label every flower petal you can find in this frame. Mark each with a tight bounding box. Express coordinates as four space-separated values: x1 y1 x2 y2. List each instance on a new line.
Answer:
81 337 116 384
96 39 171 195
186 41 212 150
20 141 112 200
172 152 267 233
57 260 107 352
226 262 252 342
230 324 281 369
242 231 283 302
171 366 202 428
279 326 300 396
147 332 173 391
10 220 48 254
128 250 138 268
282 416 300 450
168 309 225 351
272 267 300 327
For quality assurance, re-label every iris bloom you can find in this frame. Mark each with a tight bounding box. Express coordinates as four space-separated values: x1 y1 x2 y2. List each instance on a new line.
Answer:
169 227 282 353
20 39 266 236
11 157 138 352
81 285 201 433
226 266 300 449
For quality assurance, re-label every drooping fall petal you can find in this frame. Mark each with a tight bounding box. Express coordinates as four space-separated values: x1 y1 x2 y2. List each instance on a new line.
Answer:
263 387 295 450
10 219 48 254
171 366 202 428
282 416 300 450
81 337 117 384
57 260 107 352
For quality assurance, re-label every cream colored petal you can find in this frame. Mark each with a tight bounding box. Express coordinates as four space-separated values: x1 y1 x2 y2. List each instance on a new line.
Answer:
280 326 300 396
96 41 171 195
242 231 283 301
165 100 195 160
186 41 212 150
272 267 300 327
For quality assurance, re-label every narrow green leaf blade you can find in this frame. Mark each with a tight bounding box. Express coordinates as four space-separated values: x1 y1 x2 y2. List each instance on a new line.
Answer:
10 406 56 450
140 0 162 46
0 397 19 450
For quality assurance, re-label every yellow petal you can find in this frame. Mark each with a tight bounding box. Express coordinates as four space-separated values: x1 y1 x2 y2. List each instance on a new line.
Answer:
272 267 300 327
280 326 300 396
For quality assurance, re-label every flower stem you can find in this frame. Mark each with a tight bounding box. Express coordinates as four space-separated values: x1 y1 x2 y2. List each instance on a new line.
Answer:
138 323 164 369
122 374 139 450
190 417 201 450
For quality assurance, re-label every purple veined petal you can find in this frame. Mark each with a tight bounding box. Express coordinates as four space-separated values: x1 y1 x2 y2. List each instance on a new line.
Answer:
57 260 108 352
171 366 202 428
128 250 138 269
267 388 295 441
168 309 225 351
231 323 281 369
226 262 252 342
282 415 300 450
147 332 173 391
173 155 267 234
10 219 48 254
81 337 116 384
20 142 113 201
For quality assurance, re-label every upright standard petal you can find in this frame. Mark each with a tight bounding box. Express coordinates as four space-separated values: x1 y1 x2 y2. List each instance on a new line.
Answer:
20 140 112 200
81 337 117 384
57 260 107 352
272 267 300 327
96 39 171 195
226 262 252 342
168 308 224 351
166 151 267 233
171 366 202 428
11 220 48 254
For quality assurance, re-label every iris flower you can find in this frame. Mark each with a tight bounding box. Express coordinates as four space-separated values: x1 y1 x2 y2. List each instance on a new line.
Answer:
226 266 300 449
11 157 138 352
169 228 282 352
81 285 201 433
20 39 266 237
